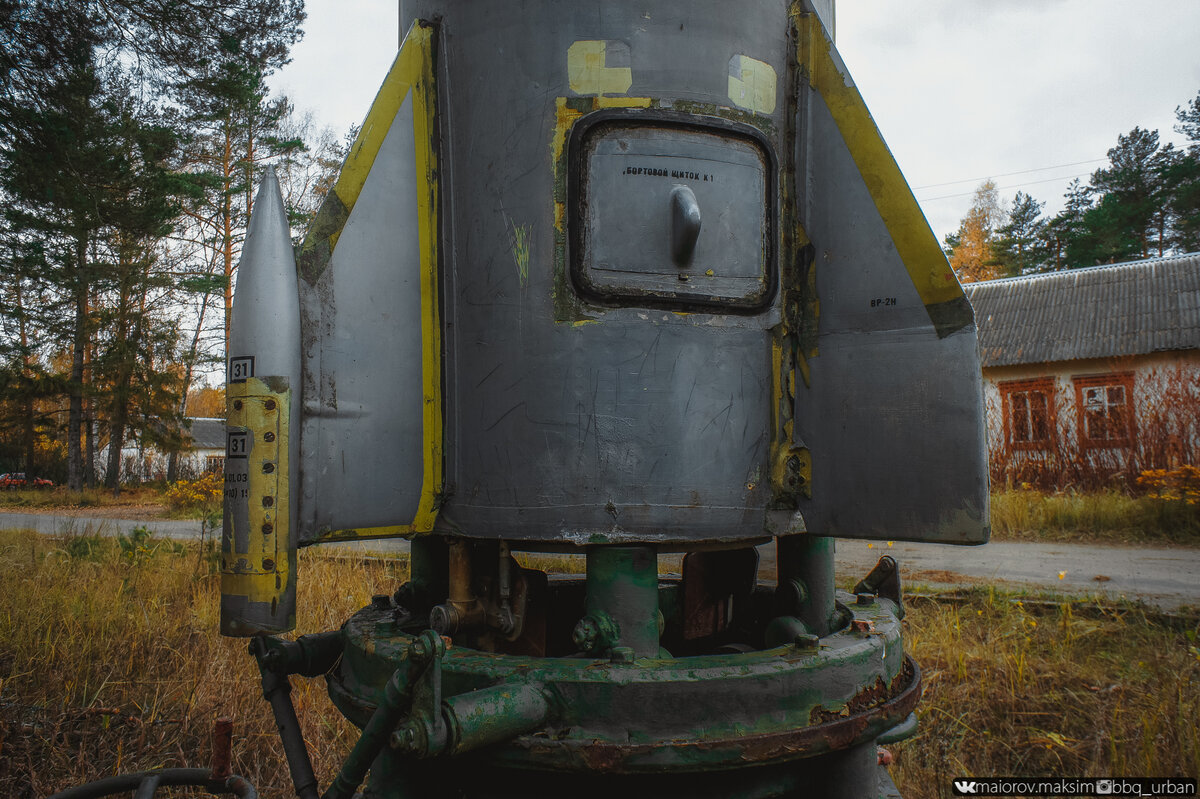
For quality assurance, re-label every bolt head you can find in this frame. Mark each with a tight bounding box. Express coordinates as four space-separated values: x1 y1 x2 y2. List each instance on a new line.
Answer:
428 606 451 635
390 725 419 752
793 633 820 650
611 646 636 664
572 618 599 650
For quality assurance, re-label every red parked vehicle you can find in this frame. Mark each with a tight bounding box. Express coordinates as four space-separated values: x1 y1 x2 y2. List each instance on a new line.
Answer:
0 473 53 489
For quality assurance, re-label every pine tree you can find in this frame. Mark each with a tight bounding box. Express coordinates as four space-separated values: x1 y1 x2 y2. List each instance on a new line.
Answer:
1045 179 1093 269
1169 90 1200 252
172 26 306 359
1086 127 1175 261
1 1 305 487
994 191 1047 275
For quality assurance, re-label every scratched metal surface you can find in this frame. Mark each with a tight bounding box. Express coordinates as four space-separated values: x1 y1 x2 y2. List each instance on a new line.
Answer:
791 85 989 544
296 98 426 538
296 0 988 545
413 0 791 545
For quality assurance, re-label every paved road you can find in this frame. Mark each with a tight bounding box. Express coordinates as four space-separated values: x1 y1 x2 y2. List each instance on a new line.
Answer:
769 538 1200 611
0 511 210 539
3 512 1196 609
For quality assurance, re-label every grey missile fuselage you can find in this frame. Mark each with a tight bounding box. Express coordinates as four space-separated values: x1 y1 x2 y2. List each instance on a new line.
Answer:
292 0 990 548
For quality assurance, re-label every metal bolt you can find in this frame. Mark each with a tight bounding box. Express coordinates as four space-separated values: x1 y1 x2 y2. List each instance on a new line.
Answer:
262 558 276 571
233 400 243 411
856 593 874 606
265 399 277 411
263 432 276 442
793 633 819 651
428 605 452 635
611 646 635 664
262 496 274 508
572 617 599 651
261 522 273 535
390 724 419 752
262 462 275 474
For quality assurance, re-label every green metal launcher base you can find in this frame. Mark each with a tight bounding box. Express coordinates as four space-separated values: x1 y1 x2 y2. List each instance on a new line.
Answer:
255 537 917 799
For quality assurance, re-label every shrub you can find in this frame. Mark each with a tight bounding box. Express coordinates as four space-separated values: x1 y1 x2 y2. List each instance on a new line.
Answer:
164 472 222 515
1137 465 1200 504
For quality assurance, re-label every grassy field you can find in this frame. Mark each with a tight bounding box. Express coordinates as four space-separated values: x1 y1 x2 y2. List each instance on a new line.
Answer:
0 485 169 513
988 488 1199 546
0 528 1196 798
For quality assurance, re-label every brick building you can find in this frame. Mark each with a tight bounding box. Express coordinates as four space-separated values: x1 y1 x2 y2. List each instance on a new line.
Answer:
963 253 1200 489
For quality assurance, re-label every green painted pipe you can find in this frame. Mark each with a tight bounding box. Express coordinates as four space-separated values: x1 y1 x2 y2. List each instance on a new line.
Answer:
444 683 551 756
777 535 837 637
585 545 660 657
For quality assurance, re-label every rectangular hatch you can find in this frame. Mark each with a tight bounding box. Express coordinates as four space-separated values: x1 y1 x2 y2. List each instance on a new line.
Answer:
569 111 777 311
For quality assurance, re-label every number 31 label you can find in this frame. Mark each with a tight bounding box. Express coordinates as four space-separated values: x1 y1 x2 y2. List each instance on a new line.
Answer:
229 356 255 383
227 431 250 459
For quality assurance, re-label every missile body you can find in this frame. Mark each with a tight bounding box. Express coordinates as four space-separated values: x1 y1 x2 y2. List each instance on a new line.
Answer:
221 166 302 636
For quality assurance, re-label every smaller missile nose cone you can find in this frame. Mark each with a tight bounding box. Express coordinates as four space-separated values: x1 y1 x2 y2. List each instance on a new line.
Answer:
230 165 301 384
244 165 288 245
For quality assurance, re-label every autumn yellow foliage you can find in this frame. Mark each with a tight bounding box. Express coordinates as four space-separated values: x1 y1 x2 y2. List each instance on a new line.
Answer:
1138 465 1200 504
164 471 223 512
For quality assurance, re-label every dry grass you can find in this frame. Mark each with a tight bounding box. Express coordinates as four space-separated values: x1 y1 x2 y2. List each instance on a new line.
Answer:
0 530 1196 797
990 488 1200 545
893 589 1200 798
0 486 167 513
0 528 407 797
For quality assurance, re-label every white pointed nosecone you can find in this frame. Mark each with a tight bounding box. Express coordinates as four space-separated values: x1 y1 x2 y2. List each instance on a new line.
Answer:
229 166 301 383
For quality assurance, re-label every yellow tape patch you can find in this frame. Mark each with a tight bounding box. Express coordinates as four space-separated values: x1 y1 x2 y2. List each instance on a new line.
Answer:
568 40 633 96
727 54 777 114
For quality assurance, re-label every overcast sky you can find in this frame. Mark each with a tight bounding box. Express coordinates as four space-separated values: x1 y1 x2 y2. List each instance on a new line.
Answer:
272 0 1200 243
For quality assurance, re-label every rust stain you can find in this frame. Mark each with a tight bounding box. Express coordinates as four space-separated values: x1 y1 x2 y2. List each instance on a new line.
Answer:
511 657 921 773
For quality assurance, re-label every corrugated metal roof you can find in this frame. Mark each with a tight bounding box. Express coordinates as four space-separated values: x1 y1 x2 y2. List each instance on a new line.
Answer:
963 253 1200 368
185 417 226 450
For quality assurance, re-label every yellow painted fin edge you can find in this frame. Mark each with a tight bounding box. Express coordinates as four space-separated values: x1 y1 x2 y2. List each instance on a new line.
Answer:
794 8 972 337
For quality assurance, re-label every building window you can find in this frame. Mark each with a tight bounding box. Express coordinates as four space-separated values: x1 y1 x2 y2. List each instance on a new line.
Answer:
1073 373 1134 448
1000 378 1056 450
206 455 226 473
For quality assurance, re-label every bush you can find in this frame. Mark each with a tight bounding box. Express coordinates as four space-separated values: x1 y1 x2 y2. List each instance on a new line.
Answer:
164 472 222 517
1138 465 1200 504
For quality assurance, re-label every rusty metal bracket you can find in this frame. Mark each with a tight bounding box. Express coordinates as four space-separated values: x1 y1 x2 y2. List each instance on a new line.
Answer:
389 631 449 757
853 556 903 618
